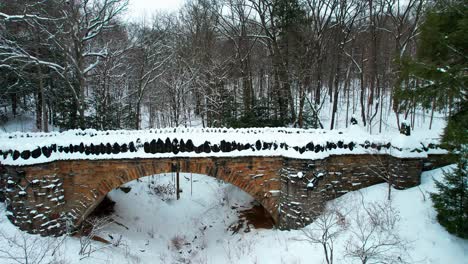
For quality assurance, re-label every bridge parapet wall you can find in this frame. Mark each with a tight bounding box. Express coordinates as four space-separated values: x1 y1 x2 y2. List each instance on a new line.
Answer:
0 128 446 167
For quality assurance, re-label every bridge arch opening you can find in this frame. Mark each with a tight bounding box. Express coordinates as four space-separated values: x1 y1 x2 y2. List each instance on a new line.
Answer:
67 157 282 234
83 172 275 242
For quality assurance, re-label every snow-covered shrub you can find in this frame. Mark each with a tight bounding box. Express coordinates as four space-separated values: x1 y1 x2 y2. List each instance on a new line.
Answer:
149 182 176 201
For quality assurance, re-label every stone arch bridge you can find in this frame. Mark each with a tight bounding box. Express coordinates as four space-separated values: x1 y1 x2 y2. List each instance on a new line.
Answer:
0 128 447 236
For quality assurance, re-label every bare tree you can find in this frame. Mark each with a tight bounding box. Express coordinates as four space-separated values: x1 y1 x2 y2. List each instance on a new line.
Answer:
59 0 129 128
366 146 397 200
298 202 349 264
0 0 128 129
345 196 410 264
78 216 125 259
0 228 64 264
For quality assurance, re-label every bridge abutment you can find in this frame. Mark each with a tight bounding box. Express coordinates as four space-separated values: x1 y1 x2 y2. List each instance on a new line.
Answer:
278 155 425 229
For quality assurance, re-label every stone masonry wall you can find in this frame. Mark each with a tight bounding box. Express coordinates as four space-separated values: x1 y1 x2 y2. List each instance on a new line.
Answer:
278 154 423 229
1 166 66 236
0 154 440 236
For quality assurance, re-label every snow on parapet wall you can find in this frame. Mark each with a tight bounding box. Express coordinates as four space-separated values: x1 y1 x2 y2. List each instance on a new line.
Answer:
0 126 446 166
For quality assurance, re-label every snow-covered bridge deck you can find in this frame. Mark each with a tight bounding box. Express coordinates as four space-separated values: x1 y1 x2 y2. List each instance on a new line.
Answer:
0 127 445 166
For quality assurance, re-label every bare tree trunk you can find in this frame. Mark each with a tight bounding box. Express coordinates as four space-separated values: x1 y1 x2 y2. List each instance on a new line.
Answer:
315 50 322 106
429 98 435 130
345 64 351 128
36 64 46 132
298 79 307 128
379 89 383 133
360 63 366 126
11 93 17 117
330 56 341 130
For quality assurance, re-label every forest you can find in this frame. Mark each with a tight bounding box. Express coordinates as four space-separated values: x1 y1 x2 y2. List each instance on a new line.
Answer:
0 0 465 132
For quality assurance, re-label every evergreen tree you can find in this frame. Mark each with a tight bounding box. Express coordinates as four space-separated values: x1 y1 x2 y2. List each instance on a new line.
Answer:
397 1 467 119
431 146 468 238
442 101 468 148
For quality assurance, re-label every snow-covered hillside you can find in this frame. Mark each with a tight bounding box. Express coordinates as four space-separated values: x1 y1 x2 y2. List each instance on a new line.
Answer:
0 166 467 263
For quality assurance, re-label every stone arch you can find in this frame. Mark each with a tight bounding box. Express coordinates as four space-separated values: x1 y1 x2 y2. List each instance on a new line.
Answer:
3 157 283 235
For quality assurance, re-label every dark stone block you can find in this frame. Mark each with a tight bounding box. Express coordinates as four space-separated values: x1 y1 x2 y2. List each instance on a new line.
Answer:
256 140 262 151
337 141 343 148
112 143 120 154
106 143 112 154
84 145 91 155
13 150 20 160
78 143 85 153
98 143 105 154
143 142 151 153
94 144 101 155
129 142 136 152
230 141 237 151
73 145 80 153
179 139 186 152
185 140 194 152
172 139 179 154
42 147 51 158
156 139 164 153
165 138 172 153
237 143 243 150
21 150 31 160
245 143 252 151
120 144 128 153
32 148 42 158
194 145 201 153
203 141 211 153
314 145 321 153
212 144 220 153
299 147 306 154
150 139 158 153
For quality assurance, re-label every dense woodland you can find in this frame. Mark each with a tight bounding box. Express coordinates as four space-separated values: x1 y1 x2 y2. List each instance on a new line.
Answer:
0 0 466 132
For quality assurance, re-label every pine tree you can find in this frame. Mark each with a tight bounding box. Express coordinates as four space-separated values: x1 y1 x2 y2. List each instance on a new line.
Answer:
431 146 468 238
396 1 467 120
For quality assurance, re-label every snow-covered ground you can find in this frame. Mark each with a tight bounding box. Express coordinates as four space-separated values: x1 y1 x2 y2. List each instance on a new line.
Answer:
1 166 467 263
